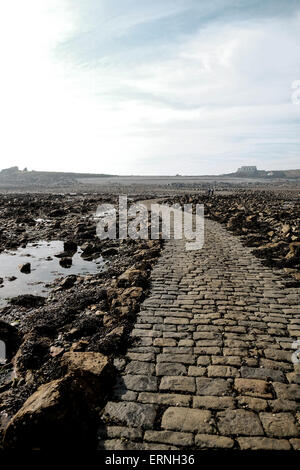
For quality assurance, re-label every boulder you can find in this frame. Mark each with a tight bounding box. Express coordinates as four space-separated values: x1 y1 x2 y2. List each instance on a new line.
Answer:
18 263 31 274
286 241 300 260
49 346 64 358
70 340 89 352
117 267 147 288
81 242 99 257
63 241 77 252
13 332 51 374
281 224 291 235
59 257 72 268
102 247 118 256
3 352 112 449
3 377 93 449
60 275 77 289
65 314 103 340
61 351 109 379
9 295 46 308
3 378 70 448
0 320 21 362
96 326 126 355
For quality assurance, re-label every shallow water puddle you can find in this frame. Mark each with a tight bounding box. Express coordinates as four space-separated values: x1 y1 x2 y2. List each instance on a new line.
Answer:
0 241 105 307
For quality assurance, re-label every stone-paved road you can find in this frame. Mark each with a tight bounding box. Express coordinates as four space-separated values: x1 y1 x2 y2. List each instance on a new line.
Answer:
99 218 300 450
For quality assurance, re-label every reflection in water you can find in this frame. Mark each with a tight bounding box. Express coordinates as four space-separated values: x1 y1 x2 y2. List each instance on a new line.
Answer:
59 257 72 268
0 241 106 307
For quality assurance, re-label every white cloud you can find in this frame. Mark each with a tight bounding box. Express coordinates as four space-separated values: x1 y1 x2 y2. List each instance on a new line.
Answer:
0 1 299 174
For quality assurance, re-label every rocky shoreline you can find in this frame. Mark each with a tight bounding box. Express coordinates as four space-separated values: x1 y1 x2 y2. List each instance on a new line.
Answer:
0 193 162 448
0 189 299 449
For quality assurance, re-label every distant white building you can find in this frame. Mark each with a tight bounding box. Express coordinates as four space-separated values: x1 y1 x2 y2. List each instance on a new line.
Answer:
237 166 258 174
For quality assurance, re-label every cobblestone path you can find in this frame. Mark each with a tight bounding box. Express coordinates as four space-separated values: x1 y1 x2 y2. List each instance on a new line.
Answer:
99 218 300 450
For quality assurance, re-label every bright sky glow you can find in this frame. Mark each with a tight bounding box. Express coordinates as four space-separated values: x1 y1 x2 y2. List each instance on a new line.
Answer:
0 0 299 175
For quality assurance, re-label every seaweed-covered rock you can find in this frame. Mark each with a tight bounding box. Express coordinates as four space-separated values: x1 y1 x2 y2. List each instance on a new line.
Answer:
3 352 112 449
117 267 147 288
0 321 21 362
9 295 46 308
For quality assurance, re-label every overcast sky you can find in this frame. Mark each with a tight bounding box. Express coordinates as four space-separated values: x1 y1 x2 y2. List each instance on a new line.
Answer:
0 0 300 175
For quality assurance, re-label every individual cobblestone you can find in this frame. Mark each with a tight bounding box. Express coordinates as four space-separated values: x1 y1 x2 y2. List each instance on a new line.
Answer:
144 430 194 447
160 376 196 393
196 377 232 396
125 361 155 375
156 362 187 376
161 407 213 433
102 402 157 429
217 409 264 436
138 392 191 406
234 378 273 399
195 434 235 449
123 375 158 392
193 396 235 410
259 412 299 437
237 437 291 450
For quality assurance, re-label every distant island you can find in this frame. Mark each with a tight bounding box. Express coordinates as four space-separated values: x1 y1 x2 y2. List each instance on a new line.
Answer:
224 165 300 179
0 166 116 189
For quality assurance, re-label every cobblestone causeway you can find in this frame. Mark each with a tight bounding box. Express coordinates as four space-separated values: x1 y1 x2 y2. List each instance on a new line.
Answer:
99 218 300 450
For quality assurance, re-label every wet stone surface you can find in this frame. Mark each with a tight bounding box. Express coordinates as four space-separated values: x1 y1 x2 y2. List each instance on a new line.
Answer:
99 217 300 450
0 241 105 307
